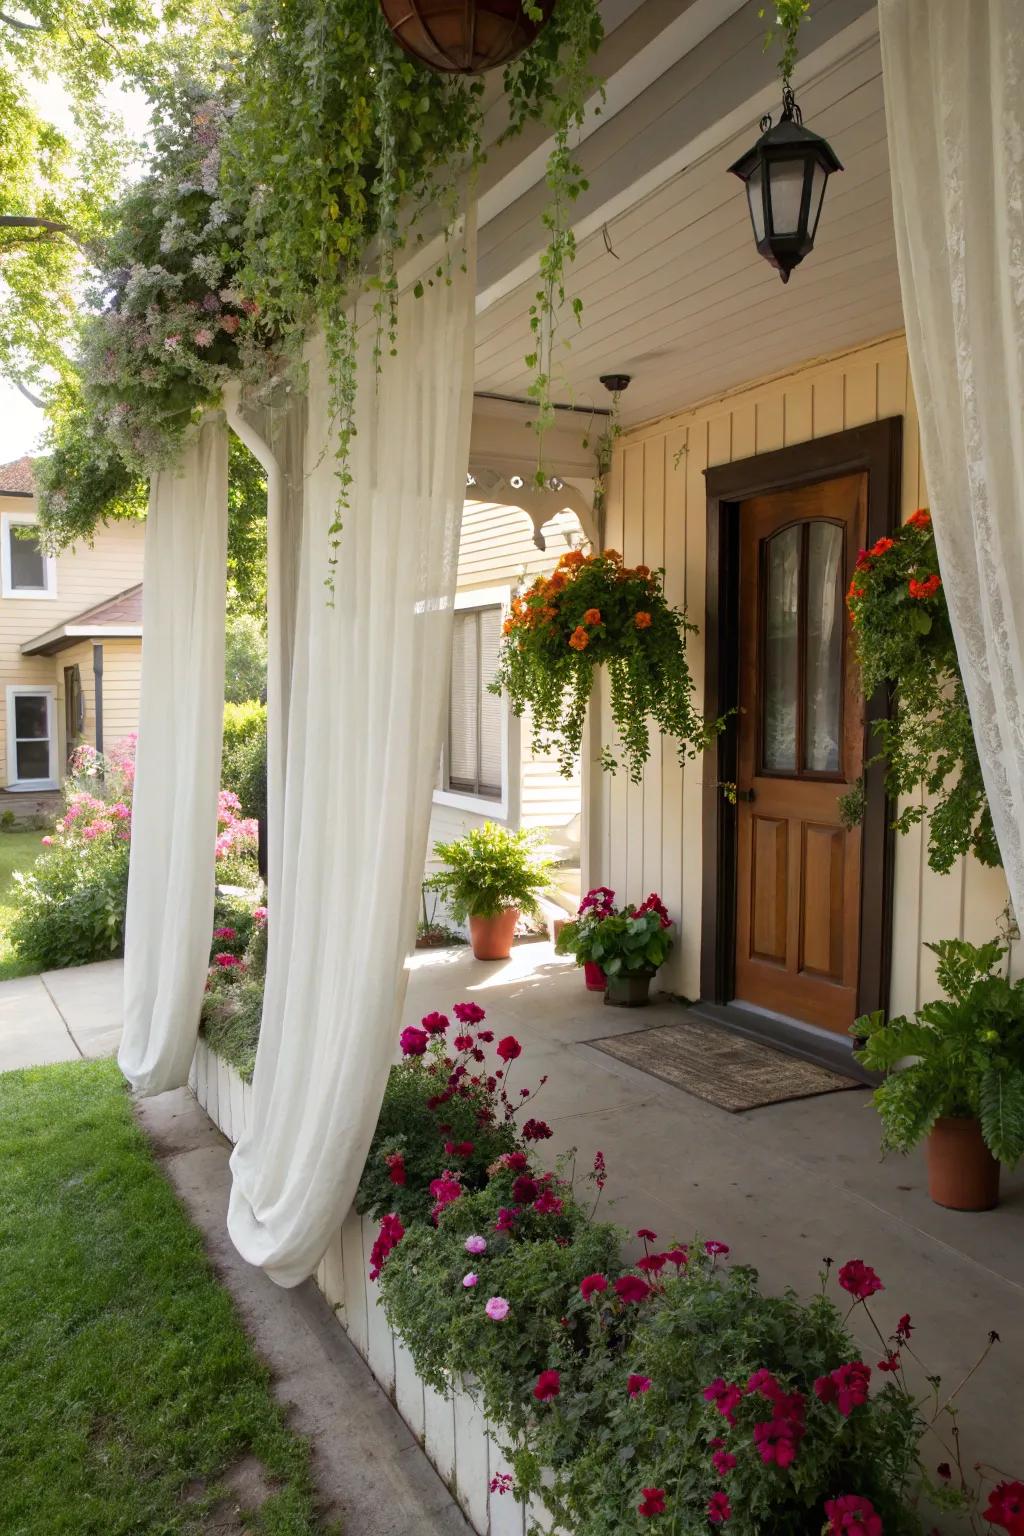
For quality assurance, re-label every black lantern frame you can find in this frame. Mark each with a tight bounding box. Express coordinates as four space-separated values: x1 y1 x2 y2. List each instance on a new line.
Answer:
728 87 843 283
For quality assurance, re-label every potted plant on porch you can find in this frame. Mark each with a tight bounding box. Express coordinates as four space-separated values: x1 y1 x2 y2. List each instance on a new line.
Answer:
577 892 675 1007
555 885 617 990
853 938 1024 1211
425 822 553 961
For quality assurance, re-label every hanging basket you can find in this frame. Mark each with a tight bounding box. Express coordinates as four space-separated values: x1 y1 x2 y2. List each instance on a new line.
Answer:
378 0 556 74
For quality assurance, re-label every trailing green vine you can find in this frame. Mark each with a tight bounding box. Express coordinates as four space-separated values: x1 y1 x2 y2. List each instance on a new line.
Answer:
841 510 998 874
760 0 812 89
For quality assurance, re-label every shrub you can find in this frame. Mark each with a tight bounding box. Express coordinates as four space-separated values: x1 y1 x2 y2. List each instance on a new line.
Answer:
224 614 268 705
855 938 1024 1167
221 700 267 822
200 900 267 1081
425 822 553 923
9 837 130 971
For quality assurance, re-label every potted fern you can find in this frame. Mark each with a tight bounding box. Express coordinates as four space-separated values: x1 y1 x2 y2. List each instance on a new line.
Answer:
854 939 1024 1210
425 822 553 961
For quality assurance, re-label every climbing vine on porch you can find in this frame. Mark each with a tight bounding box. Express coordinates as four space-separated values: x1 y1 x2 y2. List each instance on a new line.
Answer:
841 510 999 874
492 547 723 783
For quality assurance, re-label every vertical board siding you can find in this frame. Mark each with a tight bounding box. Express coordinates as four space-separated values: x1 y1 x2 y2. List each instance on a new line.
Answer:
593 334 1015 1013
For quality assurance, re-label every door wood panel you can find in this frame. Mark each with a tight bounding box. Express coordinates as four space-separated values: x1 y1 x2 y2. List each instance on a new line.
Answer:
734 474 867 1035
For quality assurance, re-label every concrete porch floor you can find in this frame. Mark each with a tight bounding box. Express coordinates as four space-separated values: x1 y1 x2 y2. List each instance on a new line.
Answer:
405 942 1024 1484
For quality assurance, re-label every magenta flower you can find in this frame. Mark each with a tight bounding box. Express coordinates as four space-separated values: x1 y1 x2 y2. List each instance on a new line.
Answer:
464 1234 487 1255
614 1275 652 1304
533 1191 563 1216
399 1025 428 1057
511 1175 538 1204
580 1273 607 1300
712 1450 737 1476
522 1119 553 1141
708 1491 732 1524
422 1011 449 1035
533 1369 560 1401
462 1272 478 1288
753 1418 803 1468
485 1296 510 1321
496 1035 522 1062
213 952 240 969
453 1001 486 1024
823 1495 883 1536
837 1259 883 1300
627 1374 652 1398
703 1378 743 1426
705 1240 730 1257
815 1361 871 1416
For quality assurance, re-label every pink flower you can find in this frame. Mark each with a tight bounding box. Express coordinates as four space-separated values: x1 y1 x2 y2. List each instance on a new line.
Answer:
496 1036 522 1062
533 1190 563 1216
533 1369 560 1401
627 1374 652 1398
485 1296 510 1321
753 1417 803 1468
580 1273 608 1300
220 313 240 334
214 952 240 968
462 1272 478 1288
495 1207 519 1234
40 835 52 846
614 1275 652 1304
838 1259 883 1300
637 1253 666 1273
663 1248 688 1268
815 1361 871 1416
163 334 181 350
703 1379 743 1426
708 1491 732 1524
428 1172 462 1222
489 1473 513 1497
399 1025 428 1057
824 1494 884 1536
464 1234 487 1255
368 1213 405 1280
385 1152 406 1186
638 1488 666 1518
453 1001 485 1024
712 1450 737 1476
213 926 237 941
253 905 268 926
705 1240 730 1257
422 1011 449 1035
194 327 214 347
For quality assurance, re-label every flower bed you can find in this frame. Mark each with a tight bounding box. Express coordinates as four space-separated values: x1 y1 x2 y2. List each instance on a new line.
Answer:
190 996 1021 1536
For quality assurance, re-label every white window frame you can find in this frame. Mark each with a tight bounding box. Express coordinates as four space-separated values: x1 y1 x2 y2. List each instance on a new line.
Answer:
6 685 59 790
1 512 57 599
434 586 517 821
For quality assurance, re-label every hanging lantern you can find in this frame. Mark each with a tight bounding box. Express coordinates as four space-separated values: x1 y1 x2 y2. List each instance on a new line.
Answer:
378 0 556 75
728 87 842 283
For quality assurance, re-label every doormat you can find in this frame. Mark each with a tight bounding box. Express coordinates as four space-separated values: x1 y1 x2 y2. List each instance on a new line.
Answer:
588 1017 863 1112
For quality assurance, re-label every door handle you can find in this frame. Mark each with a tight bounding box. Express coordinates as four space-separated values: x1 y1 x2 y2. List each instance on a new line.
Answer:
736 788 756 803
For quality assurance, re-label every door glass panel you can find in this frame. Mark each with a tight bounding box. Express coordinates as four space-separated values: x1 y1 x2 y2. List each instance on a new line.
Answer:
762 526 800 771
16 739 50 780
14 694 48 738
805 522 843 772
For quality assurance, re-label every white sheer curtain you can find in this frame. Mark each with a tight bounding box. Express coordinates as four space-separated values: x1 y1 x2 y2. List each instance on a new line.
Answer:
119 414 229 1096
227 220 476 1286
879 0 1024 916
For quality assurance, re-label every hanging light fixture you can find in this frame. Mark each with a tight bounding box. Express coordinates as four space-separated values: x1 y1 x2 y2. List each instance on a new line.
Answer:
728 86 842 283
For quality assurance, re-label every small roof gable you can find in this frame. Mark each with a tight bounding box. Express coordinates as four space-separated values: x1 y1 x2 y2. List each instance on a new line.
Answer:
21 583 144 657
0 456 36 497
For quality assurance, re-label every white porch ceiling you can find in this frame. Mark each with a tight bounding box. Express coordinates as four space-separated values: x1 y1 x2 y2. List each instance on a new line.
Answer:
473 0 902 430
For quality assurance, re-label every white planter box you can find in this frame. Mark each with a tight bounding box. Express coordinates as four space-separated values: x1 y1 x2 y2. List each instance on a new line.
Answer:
190 1038 554 1536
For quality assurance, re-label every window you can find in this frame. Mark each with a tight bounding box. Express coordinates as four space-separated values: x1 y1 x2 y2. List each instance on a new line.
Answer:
6 687 58 788
445 605 504 800
1 514 56 598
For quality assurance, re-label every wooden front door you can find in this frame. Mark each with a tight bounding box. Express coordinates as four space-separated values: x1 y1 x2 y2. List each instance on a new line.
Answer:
734 474 866 1035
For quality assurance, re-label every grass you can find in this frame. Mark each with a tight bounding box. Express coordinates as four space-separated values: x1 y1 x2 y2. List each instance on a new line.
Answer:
0 829 46 980
0 1058 334 1535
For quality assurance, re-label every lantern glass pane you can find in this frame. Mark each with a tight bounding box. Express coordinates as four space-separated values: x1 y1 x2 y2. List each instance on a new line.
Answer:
808 159 829 238
746 163 766 241
768 156 807 236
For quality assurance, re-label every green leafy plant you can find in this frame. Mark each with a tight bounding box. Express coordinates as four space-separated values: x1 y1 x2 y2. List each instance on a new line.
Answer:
493 547 722 783
854 939 1024 1168
9 836 129 971
425 822 552 923
760 1 813 89
580 893 674 978
554 883 616 964
841 510 997 873
200 898 267 1081
220 698 267 821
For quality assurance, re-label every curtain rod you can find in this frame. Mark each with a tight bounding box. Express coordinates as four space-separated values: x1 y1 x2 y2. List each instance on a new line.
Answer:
473 391 612 418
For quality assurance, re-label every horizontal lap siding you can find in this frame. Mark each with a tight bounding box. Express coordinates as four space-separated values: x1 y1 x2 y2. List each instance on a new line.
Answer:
587 334 1016 1013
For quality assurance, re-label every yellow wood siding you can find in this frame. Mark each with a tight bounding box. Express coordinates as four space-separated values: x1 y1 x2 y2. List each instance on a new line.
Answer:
588 334 1015 1013
56 637 142 761
0 503 144 787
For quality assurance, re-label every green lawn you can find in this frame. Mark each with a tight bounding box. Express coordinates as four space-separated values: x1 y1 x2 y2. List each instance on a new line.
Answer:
0 1059 335 1535
0 829 45 980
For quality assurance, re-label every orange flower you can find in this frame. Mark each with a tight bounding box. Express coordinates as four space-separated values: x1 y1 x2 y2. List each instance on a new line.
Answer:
558 549 585 571
502 618 516 635
869 536 895 558
634 611 652 630
569 626 590 651
583 608 602 626
634 564 650 578
908 573 941 600
547 570 568 592
604 549 623 565
908 508 932 529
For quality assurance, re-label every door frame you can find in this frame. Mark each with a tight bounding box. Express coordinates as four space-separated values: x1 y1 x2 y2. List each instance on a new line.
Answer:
700 418 902 1058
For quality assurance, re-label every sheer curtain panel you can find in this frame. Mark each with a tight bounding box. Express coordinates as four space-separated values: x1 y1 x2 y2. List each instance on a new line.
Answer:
227 219 476 1286
879 0 1024 916
119 414 229 1096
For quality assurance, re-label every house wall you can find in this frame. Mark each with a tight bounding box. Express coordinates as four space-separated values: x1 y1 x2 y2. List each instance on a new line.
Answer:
0 499 145 787
55 637 142 759
424 500 583 909
588 333 1016 1016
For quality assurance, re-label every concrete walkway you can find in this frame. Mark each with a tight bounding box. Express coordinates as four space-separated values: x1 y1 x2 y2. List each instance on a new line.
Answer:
0 958 123 1068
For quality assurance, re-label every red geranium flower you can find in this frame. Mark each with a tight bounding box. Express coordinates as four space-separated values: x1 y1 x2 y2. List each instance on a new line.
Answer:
877 1352 901 1373
580 1273 608 1300
638 1488 665 1518
628 1374 652 1398
753 1417 804 1468
422 1011 449 1034
637 1228 658 1241
712 1449 737 1476
663 1248 688 1267
909 573 942 599
983 1480 1024 1535
896 1313 913 1340
385 1152 406 1186
703 1378 743 1426
522 1118 553 1141
708 1491 732 1524
511 1175 538 1204
637 1253 666 1273
815 1361 871 1416
496 1036 522 1062
399 1025 428 1056
533 1369 560 1402
453 1001 486 1024
453 1033 473 1051
705 1240 730 1257
837 1259 883 1300
908 508 931 528
614 1275 652 1304
869 536 895 557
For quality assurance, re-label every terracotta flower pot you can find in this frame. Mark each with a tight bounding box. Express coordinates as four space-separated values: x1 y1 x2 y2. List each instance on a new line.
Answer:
604 969 655 1008
926 1116 1001 1211
583 960 607 993
469 908 519 961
